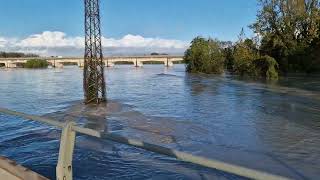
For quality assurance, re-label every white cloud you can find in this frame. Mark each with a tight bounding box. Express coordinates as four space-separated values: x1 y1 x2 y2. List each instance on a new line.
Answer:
0 31 189 56
103 34 187 49
16 31 83 48
0 37 8 48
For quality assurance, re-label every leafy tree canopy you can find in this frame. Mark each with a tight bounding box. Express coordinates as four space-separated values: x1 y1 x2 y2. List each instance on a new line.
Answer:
184 37 225 74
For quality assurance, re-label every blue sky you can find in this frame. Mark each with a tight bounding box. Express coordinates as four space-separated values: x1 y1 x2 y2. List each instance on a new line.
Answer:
0 0 259 56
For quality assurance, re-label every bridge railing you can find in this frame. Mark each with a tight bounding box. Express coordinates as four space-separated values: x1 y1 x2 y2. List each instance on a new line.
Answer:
0 107 291 180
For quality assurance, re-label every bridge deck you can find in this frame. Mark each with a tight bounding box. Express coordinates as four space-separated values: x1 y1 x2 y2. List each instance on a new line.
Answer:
0 56 184 68
0 55 183 60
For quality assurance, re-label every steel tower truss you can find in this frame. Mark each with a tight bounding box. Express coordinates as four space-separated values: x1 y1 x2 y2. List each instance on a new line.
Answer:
83 0 106 104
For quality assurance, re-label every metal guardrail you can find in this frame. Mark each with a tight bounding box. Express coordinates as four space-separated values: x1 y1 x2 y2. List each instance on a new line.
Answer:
0 107 292 180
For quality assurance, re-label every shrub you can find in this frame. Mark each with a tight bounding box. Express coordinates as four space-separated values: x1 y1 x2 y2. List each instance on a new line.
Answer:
24 59 48 69
232 37 279 80
233 39 259 76
184 37 225 74
252 56 279 80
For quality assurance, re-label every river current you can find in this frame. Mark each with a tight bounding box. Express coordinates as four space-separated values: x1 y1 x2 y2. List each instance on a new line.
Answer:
0 65 319 180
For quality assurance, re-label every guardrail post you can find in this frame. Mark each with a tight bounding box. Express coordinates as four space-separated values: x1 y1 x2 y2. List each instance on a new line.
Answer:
56 122 76 180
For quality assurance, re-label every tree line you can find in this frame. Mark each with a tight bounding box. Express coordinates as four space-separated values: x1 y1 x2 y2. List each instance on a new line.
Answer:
185 0 320 79
0 52 39 58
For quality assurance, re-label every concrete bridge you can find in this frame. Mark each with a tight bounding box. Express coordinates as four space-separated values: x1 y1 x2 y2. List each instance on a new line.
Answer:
0 56 184 68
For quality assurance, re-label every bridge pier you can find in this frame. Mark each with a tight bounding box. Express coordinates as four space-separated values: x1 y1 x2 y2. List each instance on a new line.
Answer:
133 59 143 67
57 63 64 68
54 62 64 68
6 62 17 68
104 61 115 67
77 61 84 68
164 59 174 67
49 60 64 68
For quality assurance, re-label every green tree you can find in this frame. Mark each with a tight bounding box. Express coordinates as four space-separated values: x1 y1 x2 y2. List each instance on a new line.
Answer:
224 47 235 70
252 55 279 79
251 0 320 73
233 32 259 76
232 29 279 79
24 59 48 69
184 37 225 74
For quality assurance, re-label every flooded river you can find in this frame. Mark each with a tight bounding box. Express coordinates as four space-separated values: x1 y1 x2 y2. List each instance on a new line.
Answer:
0 65 319 180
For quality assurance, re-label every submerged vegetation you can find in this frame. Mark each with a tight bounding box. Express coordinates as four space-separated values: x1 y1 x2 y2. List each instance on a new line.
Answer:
24 59 48 69
251 0 320 74
232 33 279 79
184 37 225 74
185 35 279 80
185 0 320 79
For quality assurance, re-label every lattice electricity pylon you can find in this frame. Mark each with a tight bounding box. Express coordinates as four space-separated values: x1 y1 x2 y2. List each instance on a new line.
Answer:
83 0 106 104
